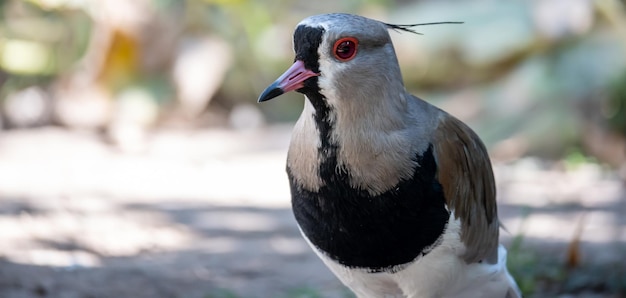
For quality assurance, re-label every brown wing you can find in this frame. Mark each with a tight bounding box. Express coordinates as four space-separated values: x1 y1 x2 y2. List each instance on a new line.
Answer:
433 113 499 264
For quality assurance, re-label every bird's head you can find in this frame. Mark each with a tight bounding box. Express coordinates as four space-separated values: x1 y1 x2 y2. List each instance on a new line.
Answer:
258 13 405 107
258 13 460 110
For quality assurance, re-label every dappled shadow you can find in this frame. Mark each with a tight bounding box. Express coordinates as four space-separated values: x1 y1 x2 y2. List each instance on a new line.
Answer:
0 196 346 298
0 197 47 216
0 258 220 298
2 192 625 297
124 203 301 238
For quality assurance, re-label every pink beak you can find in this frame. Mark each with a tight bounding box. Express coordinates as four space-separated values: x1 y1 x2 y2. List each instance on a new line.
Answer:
258 60 319 102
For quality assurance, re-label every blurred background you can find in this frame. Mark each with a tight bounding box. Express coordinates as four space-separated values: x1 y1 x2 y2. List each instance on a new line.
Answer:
0 0 625 297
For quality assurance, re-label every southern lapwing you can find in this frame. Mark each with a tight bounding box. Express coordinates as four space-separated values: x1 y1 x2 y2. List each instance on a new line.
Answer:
258 13 521 298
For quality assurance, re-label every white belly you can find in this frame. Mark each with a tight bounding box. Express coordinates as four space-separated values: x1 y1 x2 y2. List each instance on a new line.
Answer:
301 214 521 298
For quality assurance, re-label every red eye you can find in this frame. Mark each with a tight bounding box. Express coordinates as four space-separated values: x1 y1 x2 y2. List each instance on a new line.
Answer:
333 37 358 61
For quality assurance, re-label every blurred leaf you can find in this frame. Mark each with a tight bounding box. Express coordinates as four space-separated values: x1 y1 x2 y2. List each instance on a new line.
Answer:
0 38 54 75
97 29 140 91
564 148 597 170
607 71 626 135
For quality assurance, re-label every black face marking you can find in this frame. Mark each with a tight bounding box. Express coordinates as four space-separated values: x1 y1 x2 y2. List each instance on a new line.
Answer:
292 25 325 102
293 25 324 73
289 145 450 272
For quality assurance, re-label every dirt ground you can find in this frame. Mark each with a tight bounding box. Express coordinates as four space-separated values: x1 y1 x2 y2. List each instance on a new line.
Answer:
0 126 624 298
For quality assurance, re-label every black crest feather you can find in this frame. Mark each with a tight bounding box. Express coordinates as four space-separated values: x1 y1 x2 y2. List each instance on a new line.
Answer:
383 21 464 35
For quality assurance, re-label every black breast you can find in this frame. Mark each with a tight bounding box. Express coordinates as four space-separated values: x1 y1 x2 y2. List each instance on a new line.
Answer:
288 145 451 272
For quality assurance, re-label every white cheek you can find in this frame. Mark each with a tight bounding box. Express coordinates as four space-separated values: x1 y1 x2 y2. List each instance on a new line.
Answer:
317 48 350 107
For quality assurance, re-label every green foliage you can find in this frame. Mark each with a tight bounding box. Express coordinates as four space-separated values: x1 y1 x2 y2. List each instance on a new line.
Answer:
508 233 567 296
205 288 240 298
0 0 92 76
563 148 598 170
607 70 626 135
283 286 323 298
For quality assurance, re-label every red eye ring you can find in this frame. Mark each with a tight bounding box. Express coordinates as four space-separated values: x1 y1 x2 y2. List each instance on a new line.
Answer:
333 37 358 61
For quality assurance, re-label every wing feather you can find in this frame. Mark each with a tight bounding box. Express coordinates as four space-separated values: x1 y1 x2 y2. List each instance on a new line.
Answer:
433 113 499 264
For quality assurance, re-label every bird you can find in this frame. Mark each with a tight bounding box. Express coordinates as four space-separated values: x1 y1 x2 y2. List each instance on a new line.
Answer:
258 13 521 298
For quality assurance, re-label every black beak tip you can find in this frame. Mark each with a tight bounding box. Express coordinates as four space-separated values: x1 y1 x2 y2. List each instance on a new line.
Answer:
258 83 284 103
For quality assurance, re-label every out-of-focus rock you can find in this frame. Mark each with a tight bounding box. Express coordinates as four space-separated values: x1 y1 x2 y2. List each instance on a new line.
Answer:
53 83 112 130
228 103 265 131
107 87 159 153
532 0 593 40
2 86 53 128
172 36 233 119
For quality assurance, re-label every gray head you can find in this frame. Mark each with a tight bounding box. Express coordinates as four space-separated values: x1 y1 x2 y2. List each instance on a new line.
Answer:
258 13 405 108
